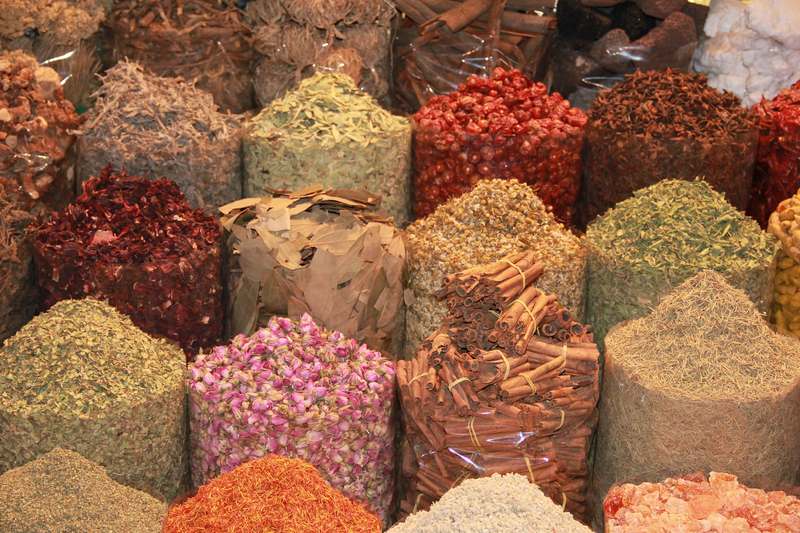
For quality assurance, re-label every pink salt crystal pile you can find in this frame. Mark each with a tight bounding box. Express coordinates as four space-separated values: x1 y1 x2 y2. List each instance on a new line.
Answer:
187 313 395 522
604 472 800 532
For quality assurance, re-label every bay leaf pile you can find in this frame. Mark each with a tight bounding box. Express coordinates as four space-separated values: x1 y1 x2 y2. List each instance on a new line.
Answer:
222 186 406 356
244 72 412 225
245 0 394 106
77 60 242 209
405 179 585 358
586 179 776 347
0 299 187 501
592 271 800 527
0 448 166 533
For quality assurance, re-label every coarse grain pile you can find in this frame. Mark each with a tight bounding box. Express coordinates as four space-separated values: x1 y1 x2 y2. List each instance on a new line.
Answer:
604 472 800 532
389 474 591 533
413 68 587 224
77 60 242 209
0 448 167 533
768 191 800 338
582 69 759 225
34 168 223 356
592 271 800 527
0 51 81 211
188 314 395 522
165 454 381 533
222 187 406 356
586 179 776 347
0 299 187 501
748 81 800 228
398 252 600 522
405 179 585 358
245 0 394 107
109 0 254 113
243 72 412 224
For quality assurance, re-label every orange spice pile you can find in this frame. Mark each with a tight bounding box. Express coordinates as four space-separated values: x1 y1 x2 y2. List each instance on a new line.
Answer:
163 455 381 533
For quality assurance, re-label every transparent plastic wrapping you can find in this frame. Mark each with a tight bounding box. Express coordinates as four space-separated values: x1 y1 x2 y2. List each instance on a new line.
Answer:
394 0 557 111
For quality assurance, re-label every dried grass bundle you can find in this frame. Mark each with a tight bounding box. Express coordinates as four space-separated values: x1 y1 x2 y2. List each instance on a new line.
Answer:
246 0 394 106
77 61 242 209
110 0 254 113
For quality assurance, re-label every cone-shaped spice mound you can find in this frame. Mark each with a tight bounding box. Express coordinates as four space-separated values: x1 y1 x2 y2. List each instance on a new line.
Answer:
592 271 800 526
0 448 166 533
0 299 187 501
164 455 381 533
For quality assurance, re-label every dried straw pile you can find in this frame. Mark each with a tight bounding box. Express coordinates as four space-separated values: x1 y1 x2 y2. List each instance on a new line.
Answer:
245 0 394 107
77 61 242 209
592 271 800 527
109 0 254 113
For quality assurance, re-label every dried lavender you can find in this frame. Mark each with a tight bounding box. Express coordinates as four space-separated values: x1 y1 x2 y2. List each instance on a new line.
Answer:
188 314 395 522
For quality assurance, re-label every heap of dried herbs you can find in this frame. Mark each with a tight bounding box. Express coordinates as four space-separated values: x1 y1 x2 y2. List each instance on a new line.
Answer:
582 69 759 225
586 179 777 348
0 51 81 211
221 186 406 356
244 73 412 225
0 299 187 501
245 0 394 106
77 60 242 209
34 168 223 356
405 179 586 358
0 448 167 533
110 0 254 113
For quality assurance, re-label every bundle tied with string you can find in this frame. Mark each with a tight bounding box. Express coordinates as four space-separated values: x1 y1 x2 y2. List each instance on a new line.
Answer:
109 0 254 113
592 271 800 528
397 250 600 524
246 0 394 107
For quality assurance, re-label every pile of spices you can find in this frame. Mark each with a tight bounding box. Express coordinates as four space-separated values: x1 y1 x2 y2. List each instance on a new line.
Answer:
748 80 800 228
34 168 223 356
405 179 586 358
389 474 591 533
0 448 167 533
582 69 758 224
188 314 395 521
413 68 587 224
245 0 393 106
768 191 800 338
0 299 187 501
221 187 406 356
586 179 776 347
0 51 81 211
592 271 800 527
244 72 412 224
398 252 600 523
77 60 242 209
0 183 38 343
109 0 254 113
605 472 800 532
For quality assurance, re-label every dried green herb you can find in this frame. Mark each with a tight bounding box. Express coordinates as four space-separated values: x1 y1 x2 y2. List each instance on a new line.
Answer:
0 298 187 501
586 179 777 347
244 72 412 224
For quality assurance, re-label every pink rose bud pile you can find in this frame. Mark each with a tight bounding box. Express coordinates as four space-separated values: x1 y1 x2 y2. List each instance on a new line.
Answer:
187 313 396 521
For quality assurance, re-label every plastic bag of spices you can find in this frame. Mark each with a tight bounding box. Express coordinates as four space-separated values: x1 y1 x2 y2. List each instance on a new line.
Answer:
768 191 800 338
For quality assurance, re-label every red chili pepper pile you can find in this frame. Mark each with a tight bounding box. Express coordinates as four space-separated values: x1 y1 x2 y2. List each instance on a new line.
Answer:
412 68 587 225
748 81 800 228
33 167 223 358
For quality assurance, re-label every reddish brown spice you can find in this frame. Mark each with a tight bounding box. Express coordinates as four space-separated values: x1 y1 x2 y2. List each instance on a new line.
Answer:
748 81 800 228
413 68 587 225
33 167 223 357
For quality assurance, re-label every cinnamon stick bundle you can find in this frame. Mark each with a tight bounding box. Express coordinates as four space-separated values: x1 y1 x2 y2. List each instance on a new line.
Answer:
397 250 600 524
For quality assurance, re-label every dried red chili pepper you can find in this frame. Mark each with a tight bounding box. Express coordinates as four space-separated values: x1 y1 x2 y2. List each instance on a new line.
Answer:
412 68 587 225
32 167 223 358
748 80 800 228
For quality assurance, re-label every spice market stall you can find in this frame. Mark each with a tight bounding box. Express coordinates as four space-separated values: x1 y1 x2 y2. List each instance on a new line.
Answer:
586 179 775 347
243 72 412 225
592 271 800 527
0 299 187 502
